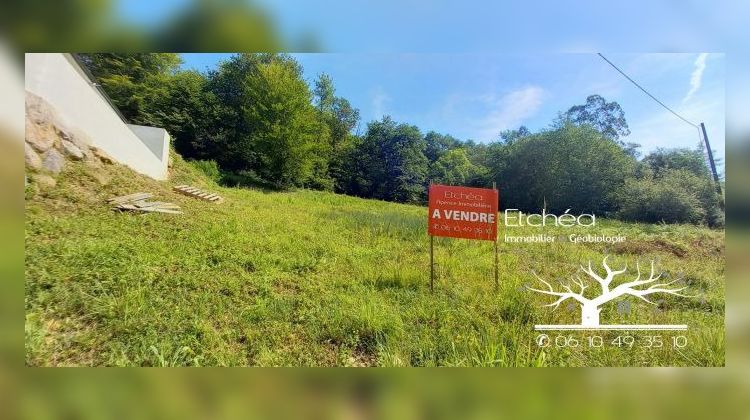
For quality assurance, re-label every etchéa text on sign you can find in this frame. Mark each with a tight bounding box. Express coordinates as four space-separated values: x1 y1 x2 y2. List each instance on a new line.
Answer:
428 185 498 241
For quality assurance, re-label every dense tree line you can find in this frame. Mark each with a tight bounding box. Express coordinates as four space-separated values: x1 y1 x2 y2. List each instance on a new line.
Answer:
80 53 724 226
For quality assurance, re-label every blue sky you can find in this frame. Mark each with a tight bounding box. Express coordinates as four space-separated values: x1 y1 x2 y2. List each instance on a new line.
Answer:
181 53 725 167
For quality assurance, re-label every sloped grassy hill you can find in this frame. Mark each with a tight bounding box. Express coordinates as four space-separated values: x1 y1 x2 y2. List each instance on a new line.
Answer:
25 153 725 366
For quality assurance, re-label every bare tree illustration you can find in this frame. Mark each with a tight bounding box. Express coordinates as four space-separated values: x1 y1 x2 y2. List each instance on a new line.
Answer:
526 257 689 327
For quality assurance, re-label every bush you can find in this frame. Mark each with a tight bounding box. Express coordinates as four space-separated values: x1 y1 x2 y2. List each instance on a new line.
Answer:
220 170 277 190
189 160 222 183
497 123 635 214
617 169 723 226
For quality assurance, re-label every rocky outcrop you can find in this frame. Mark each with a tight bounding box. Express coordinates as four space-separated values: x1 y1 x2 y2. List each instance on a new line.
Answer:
61 140 84 160
25 119 56 152
25 143 43 171
42 148 65 174
91 147 114 164
25 91 111 185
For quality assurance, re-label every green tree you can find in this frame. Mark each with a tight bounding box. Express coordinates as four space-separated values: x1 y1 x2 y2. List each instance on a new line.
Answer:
563 95 631 142
429 149 478 186
81 53 225 162
312 73 360 191
347 117 428 203
496 123 635 213
78 53 183 124
313 73 336 113
617 168 722 226
312 74 360 146
499 125 531 144
208 53 331 189
642 147 711 178
424 131 461 163
145 70 223 160
243 56 331 189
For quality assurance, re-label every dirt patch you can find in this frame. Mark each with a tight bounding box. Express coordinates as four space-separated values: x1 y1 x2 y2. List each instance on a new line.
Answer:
690 236 725 257
613 238 688 257
348 346 377 367
614 234 724 259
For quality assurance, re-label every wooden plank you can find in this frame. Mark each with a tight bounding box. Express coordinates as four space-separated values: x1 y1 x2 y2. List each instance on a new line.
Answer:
141 207 182 214
172 184 223 203
116 204 182 214
131 200 153 208
111 192 151 203
177 186 199 193
133 201 181 209
108 192 152 204
148 207 182 214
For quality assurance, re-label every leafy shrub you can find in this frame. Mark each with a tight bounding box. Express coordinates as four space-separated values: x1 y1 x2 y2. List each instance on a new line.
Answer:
220 170 277 190
189 160 222 183
617 169 723 226
497 123 635 214
643 147 711 178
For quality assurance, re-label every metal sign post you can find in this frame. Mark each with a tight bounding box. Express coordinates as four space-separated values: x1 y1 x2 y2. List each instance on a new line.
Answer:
430 234 434 292
493 181 498 291
427 184 499 292
429 181 434 292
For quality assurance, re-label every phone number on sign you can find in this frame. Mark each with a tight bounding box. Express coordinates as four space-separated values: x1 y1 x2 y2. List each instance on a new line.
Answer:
535 334 687 349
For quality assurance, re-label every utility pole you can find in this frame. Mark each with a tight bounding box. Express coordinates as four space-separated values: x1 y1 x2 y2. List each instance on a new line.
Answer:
700 122 724 208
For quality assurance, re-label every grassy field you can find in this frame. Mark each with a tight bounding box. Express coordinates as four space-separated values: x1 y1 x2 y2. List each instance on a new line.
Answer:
24 154 725 366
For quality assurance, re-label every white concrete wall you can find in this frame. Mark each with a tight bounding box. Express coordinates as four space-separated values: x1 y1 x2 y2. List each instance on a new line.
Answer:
127 124 171 166
24 53 169 180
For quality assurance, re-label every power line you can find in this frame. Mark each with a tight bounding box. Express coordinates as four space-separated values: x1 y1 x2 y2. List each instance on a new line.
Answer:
597 53 699 129
599 53 723 203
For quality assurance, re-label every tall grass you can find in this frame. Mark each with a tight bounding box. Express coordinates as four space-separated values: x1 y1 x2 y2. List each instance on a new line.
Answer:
24 153 725 366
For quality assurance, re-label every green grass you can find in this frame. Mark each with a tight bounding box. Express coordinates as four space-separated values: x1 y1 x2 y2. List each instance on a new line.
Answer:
24 153 725 366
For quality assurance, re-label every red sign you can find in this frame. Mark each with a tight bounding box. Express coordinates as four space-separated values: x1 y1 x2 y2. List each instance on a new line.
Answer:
428 185 499 241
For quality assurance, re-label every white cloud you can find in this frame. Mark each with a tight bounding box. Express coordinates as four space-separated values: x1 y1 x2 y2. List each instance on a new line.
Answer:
682 53 708 104
474 86 545 140
371 87 391 119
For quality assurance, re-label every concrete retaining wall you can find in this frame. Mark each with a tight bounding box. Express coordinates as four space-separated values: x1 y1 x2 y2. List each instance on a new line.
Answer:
127 124 171 167
25 53 169 180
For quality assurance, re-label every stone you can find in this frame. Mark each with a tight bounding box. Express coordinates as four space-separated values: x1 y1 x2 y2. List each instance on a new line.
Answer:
42 148 65 174
91 147 115 164
25 119 55 152
56 126 72 142
83 151 101 166
61 139 84 160
66 129 92 151
25 92 55 125
25 143 42 170
34 174 57 189
57 126 90 150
